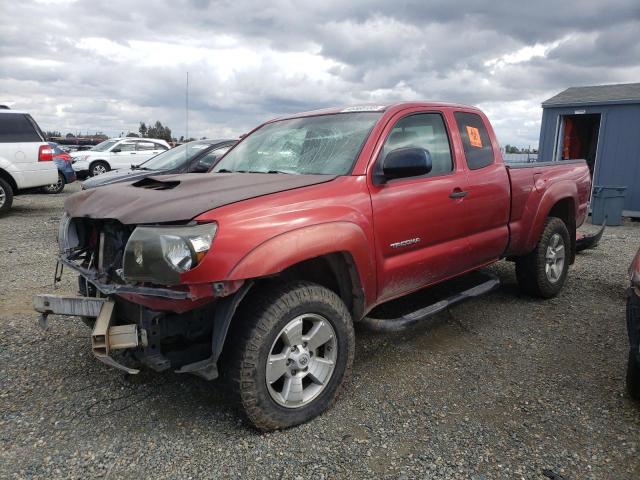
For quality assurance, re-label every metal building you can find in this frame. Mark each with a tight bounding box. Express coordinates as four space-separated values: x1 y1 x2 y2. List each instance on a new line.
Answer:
538 82 640 218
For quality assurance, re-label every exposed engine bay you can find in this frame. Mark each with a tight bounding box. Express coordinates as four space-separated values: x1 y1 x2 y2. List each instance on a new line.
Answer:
45 213 243 378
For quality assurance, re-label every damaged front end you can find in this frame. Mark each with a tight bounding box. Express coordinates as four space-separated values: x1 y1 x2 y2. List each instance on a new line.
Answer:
34 213 248 379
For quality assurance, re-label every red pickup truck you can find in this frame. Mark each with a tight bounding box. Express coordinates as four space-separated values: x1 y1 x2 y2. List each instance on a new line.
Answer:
36 102 591 430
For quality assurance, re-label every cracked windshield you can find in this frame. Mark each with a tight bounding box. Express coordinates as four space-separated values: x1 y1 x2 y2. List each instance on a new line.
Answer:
213 112 381 175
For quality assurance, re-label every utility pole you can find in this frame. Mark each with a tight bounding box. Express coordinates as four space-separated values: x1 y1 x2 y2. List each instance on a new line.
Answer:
186 71 189 142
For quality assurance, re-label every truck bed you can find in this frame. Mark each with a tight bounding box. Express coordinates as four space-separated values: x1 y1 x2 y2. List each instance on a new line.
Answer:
505 159 591 256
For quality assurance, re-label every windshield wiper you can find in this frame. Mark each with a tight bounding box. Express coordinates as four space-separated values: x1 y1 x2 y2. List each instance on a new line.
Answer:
131 164 152 171
214 169 295 174
244 170 295 174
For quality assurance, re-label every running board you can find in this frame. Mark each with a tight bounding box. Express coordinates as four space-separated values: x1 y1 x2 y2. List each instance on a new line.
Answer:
362 273 500 332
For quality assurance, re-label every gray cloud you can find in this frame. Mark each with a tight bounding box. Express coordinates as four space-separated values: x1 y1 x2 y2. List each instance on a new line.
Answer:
1 0 639 146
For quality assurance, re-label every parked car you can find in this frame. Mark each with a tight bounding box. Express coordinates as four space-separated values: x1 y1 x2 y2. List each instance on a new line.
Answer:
81 139 236 189
36 102 591 430
42 142 76 194
0 109 58 215
627 247 640 399
70 138 170 178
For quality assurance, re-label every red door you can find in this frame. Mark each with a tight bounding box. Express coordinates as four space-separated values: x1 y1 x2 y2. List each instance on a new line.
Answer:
451 111 510 266
368 110 473 302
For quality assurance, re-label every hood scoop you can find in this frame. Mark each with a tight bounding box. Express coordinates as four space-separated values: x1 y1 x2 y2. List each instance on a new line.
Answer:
65 172 337 224
133 177 180 190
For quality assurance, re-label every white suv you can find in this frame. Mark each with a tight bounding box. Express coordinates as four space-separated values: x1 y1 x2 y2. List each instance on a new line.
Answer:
0 109 58 215
71 138 170 177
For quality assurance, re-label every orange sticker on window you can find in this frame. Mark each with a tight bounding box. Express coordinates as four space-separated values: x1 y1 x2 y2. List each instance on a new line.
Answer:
466 126 482 148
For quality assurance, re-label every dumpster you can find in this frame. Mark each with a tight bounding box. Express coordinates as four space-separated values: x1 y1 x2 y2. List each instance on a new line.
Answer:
591 186 627 226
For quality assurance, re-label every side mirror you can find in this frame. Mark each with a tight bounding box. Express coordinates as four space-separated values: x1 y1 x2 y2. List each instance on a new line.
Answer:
191 161 210 173
112 148 121 153
381 147 432 181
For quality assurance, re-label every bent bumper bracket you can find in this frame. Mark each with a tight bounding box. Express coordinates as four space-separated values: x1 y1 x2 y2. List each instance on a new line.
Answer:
33 294 145 374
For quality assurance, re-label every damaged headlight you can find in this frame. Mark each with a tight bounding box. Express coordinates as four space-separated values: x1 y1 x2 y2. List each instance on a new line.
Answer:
123 223 217 285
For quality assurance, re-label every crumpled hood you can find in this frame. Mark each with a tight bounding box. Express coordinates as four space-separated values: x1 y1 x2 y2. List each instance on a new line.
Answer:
65 172 337 224
82 168 169 189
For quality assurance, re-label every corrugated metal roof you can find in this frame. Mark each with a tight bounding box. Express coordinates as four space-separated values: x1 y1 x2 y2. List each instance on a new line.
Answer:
542 82 640 107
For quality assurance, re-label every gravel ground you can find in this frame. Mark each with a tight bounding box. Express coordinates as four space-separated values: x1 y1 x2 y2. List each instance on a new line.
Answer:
1 183 640 479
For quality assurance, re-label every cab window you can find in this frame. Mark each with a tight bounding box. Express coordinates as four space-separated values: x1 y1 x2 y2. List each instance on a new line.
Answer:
136 142 159 151
380 113 453 176
454 112 494 170
116 142 136 152
195 145 232 171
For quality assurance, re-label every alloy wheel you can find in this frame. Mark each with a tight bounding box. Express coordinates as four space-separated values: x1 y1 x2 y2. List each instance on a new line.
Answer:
92 164 107 175
266 313 337 408
45 175 64 193
545 233 565 283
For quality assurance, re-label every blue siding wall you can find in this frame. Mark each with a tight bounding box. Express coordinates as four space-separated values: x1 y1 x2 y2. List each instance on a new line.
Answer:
538 104 640 215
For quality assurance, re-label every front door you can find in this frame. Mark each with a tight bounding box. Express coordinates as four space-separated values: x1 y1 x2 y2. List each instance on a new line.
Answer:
109 141 138 169
135 141 166 165
369 111 473 302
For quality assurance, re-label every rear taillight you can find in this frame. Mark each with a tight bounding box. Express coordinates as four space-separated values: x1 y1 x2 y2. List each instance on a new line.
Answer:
38 145 53 161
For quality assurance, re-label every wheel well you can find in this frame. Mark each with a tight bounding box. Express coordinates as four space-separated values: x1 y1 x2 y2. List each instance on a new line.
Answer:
548 198 576 264
90 159 109 167
277 252 365 320
0 168 17 193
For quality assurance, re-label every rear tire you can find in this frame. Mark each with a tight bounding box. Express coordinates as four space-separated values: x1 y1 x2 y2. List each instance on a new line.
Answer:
0 177 14 216
42 173 66 194
627 349 640 400
226 281 355 431
90 161 110 177
516 217 570 298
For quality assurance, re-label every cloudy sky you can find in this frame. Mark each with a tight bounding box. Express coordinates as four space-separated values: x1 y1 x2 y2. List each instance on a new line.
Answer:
2 0 639 147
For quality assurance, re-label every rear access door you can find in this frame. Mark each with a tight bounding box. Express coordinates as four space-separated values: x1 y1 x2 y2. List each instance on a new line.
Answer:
451 111 510 267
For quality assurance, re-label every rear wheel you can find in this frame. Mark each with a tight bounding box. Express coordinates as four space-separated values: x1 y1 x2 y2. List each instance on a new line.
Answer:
90 161 109 177
42 173 66 194
0 177 14 216
516 217 570 298
227 282 355 431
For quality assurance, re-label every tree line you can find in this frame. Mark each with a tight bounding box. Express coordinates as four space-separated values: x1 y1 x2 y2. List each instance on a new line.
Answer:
48 121 198 144
124 121 195 143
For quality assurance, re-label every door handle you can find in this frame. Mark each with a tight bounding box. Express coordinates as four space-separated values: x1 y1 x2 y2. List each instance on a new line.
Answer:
449 189 468 199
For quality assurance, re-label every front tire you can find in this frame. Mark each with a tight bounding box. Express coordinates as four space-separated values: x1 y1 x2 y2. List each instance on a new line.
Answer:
227 282 355 431
42 173 66 194
90 161 110 177
0 177 14 216
516 217 570 298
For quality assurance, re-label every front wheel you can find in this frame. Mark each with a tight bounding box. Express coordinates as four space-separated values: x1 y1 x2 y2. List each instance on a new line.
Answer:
516 217 570 298
42 172 65 194
227 282 355 431
90 161 110 177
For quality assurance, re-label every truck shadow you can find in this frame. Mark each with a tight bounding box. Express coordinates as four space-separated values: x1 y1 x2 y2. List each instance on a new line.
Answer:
56 265 541 433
